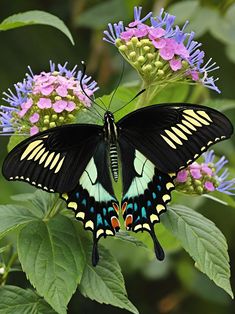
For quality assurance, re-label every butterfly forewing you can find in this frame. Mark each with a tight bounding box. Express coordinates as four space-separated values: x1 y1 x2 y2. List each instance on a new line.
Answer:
117 103 233 173
2 124 102 192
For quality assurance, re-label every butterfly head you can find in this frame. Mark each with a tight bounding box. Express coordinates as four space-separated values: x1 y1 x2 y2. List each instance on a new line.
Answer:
104 111 115 123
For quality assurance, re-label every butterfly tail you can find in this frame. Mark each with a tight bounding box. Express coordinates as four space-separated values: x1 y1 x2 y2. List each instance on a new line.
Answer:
149 226 165 261
92 236 100 266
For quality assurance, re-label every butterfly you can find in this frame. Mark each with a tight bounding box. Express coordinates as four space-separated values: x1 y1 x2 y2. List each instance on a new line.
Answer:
2 103 233 266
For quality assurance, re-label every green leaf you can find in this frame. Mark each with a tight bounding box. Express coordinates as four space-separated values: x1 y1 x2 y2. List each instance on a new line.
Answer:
99 85 138 122
204 98 235 112
0 204 38 239
78 226 139 314
7 135 27 152
11 190 61 217
134 222 181 252
226 44 235 63
168 1 199 24
0 285 56 314
162 205 233 298
0 10 74 45
18 215 86 314
151 83 189 104
210 4 235 44
76 0 141 29
169 2 218 38
115 230 148 248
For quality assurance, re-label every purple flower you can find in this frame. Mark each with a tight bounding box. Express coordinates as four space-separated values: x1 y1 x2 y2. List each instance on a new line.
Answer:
176 169 188 183
37 98 52 109
30 126 39 136
29 113 40 123
103 6 220 93
175 150 235 195
53 100 67 113
1 61 99 136
204 181 215 192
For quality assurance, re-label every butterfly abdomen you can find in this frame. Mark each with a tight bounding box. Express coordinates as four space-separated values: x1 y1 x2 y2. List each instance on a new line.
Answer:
109 143 119 182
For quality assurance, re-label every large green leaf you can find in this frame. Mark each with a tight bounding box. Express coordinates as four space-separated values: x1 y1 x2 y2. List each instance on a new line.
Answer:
210 4 235 45
0 204 38 239
151 83 189 104
76 0 141 29
162 205 233 298
0 11 74 45
7 135 27 152
168 1 199 24
78 225 139 314
18 215 86 314
0 286 56 314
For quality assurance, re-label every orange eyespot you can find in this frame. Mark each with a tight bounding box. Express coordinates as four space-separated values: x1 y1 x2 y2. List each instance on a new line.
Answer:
112 202 119 213
125 214 133 228
121 202 127 213
111 216 120 230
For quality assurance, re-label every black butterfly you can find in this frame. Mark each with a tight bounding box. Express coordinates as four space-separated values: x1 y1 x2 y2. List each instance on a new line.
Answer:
2 103 233 265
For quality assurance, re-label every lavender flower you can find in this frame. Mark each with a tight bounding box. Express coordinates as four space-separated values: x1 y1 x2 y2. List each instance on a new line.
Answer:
1 61 99 136
103 6 220 93
175 150 235 195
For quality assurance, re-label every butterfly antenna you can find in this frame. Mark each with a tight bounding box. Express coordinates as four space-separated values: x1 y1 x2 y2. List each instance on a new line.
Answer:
80 61 106 116
112 89 146 114
108 60 125 111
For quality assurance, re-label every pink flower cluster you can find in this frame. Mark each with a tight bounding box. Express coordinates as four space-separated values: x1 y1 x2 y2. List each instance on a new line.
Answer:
17 72 94 135
176 162 215 192
120 24 189 71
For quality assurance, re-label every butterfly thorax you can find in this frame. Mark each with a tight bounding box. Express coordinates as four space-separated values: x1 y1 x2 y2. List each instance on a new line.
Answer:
104 111 119 182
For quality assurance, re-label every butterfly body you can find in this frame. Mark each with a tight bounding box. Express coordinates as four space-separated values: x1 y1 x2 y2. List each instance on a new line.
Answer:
2 103 233 265
103 111 119 182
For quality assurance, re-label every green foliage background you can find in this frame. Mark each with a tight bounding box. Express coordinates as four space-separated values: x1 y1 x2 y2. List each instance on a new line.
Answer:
0 0 235 313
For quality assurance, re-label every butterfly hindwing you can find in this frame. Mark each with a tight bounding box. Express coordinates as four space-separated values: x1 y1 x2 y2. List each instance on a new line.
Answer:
119 139 175 260
61 141 120 266
2 124 102 193
117 103 233 173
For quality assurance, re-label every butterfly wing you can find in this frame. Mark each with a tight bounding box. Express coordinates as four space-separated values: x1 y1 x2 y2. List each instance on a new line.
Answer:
117 103 233 173
3 124 121 265
61 140 120 266
119 138 175 260
117 103 233 260
2 124 102 193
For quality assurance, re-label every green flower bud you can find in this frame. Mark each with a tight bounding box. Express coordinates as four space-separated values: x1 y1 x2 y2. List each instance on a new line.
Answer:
143 64 152 73
155 61 163 68
196 186 204 194
49 122 56 128
157 69 164 76
115 38 123 47
119 45 128 52
131 37 138 45
143 46 150 52
43 119 50 125
194 180 202 186
59 116 65 123
54 96 62 101
51 114 58 121
129 51 137 61
137 56 145 64
147 53 155 60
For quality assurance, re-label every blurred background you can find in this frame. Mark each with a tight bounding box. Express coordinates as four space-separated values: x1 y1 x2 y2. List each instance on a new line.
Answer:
0 0 235 313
